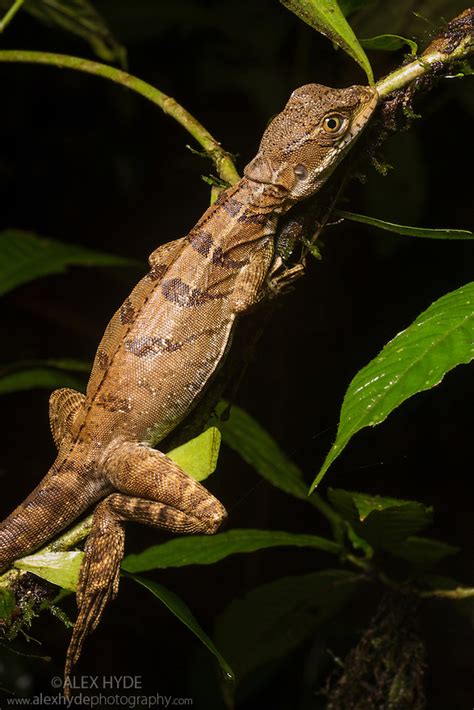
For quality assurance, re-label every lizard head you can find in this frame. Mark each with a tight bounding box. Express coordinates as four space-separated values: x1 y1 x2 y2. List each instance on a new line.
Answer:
244 83 378 204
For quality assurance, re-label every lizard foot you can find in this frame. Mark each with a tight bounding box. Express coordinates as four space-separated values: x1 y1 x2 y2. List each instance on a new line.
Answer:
64 497 125 689
63 474 226 694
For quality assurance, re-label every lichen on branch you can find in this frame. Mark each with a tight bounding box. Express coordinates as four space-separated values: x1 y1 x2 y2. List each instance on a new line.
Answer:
376 7 474 97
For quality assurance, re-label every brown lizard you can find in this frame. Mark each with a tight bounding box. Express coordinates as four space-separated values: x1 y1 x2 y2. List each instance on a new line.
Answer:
0 83 378 679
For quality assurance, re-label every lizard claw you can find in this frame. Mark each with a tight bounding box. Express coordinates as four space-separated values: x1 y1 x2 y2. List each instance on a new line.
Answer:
64 581 115 698
64 502 125 691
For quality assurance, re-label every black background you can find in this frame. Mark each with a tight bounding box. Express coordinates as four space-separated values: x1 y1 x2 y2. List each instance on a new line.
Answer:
0 1 472 708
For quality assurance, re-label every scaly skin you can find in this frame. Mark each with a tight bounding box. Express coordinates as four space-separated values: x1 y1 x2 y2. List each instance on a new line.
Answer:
0 83 378 680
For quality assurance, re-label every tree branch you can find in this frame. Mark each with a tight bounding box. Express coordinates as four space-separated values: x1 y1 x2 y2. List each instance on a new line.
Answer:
0 50 240 186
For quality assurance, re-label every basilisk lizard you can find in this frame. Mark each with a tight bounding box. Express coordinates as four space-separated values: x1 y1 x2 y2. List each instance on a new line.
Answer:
0 83 378 679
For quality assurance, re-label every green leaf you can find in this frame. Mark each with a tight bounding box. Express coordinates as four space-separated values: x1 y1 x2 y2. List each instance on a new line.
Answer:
338 0 372 15
122 528 341 573
213 403 343 531
345 522 373 558
279 0 374 84
360 34 417 54
386 536 458 571
328 489 432 547
14 551 83 591
167 427 221 482
333 489 416 522
0 368 85 395
32 358 90 372
336 210 474 240
4 0 127 65
127 573 234 682
0 359 90 394
0 230 139 296
215 569 360 681
312 282 474 489
213 402 309 501
0 585 16 619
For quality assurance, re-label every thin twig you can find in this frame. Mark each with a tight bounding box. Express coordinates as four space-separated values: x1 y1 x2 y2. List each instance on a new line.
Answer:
0 50 240 185
419 586 474 600
0 0 24 33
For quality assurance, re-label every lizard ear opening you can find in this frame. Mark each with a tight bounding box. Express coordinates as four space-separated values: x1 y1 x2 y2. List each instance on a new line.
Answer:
293 164 308 180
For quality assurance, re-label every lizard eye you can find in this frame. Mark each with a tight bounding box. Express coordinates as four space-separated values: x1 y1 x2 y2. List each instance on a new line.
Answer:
322 114 345 133
294 164 308 180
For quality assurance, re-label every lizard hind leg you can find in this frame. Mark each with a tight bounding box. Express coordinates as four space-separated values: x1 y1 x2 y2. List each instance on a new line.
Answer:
65 441 227 684
102 439 227 534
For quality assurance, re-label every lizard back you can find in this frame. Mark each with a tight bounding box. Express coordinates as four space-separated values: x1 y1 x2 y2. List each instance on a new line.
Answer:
80 179 278 448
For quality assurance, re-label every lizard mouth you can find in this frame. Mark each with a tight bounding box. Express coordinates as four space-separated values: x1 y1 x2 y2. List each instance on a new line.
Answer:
245 156 290 190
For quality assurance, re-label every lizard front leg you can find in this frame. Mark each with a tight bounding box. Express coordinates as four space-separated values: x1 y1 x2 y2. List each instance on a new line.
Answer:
229 235 275 313
65 441 226 680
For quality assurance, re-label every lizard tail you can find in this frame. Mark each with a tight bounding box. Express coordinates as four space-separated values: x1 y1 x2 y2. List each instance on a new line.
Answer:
0 455 110 570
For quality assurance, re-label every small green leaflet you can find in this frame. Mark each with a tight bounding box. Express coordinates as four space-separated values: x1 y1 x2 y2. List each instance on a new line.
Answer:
279 0 374 84
330 488 418 521
360 34 417 55
127 573 234 682
167 427 221 481
0 585 15 619
328 489 433 548
311 282 474 489
14 551 83 591
336 210 474 240
0 230 139 296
